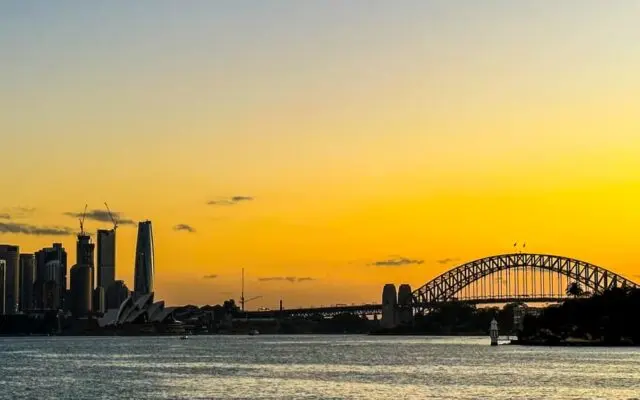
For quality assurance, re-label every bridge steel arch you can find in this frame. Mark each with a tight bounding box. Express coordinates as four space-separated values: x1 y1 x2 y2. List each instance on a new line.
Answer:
412 253 638 313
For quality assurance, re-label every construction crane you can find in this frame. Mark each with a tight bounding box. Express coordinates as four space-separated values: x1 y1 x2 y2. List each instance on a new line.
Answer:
104 202 118 231
240 268 263 312
78 204 88 236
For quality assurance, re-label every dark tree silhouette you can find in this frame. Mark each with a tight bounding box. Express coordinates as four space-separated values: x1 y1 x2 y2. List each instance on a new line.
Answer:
566 282 584 298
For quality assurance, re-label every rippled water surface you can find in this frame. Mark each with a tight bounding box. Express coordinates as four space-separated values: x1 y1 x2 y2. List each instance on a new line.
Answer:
1 335 639 399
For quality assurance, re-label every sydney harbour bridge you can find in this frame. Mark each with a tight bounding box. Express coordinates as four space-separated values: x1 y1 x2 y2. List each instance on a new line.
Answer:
247 253 638 321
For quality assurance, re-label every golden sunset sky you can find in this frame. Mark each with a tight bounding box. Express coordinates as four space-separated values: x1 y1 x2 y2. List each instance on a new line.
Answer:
1 1 640 308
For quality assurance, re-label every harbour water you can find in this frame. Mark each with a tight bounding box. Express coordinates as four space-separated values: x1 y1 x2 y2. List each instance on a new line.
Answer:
1 335 639 399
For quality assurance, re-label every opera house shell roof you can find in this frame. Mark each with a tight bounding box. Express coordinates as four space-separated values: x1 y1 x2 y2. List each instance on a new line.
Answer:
98 292 178 327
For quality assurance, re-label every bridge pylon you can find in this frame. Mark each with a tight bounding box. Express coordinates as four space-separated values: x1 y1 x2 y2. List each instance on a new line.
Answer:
381 283 413 329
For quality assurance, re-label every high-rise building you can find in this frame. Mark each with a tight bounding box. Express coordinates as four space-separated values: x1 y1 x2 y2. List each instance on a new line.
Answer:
34 243 67 310
93 287 105 314
106 280 130 310
19 254 36 311
0 245 20 314
0 260 6 315
70 264 92 317
134 221 154 296
42 280 60 310
97 229 116 292
76 233 95 292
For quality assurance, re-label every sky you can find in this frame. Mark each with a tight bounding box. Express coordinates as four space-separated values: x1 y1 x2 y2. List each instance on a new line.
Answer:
1 1 640 308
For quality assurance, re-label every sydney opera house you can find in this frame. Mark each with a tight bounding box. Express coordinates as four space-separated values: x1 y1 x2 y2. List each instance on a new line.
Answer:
97 292 185 334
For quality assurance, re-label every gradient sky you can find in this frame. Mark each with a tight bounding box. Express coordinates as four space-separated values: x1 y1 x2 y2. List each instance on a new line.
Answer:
1 1 640 308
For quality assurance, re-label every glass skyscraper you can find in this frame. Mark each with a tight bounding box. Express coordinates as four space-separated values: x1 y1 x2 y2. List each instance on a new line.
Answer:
97 229 116 290
134 221 154 295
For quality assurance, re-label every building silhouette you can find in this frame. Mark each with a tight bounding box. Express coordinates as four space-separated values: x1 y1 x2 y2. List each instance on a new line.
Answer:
0 245 20 314
0 260 5 315
93 287 105 314
106 280 130 310
134 221 154 296
70 264 92 317
34 243 67 310
96 229 116 293
42 280 60 310
19 254 36 311
76 234 95 271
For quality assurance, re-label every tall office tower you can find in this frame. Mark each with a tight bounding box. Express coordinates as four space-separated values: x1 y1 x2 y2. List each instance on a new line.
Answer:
134 221 154 296
106 280 130 310
93 287 105 314
41 261 62 309
76 234 95 291
42 280 60 310
0 245 20 314
0 260 6 315
96 229 116 292
34 243 67 309
19 254 36 311
70 264 92 317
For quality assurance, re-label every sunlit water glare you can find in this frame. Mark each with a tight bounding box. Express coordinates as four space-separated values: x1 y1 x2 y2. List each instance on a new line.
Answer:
1 335 638 399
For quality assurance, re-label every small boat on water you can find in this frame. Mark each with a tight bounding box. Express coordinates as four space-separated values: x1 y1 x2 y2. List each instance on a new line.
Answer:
180 335 188 340
248 330 260 336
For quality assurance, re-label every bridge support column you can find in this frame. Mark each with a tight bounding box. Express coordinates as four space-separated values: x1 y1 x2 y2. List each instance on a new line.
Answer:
381 284 397 329
397 284 413 325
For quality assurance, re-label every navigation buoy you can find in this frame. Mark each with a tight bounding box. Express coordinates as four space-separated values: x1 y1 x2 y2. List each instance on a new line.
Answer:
490 318 499 346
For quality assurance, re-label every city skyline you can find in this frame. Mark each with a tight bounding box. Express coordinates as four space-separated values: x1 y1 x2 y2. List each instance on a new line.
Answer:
2 1 640 307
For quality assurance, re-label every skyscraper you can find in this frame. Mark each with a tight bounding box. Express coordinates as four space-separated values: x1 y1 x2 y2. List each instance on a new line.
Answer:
0 260 6 315
134 220 154 296
34 243 67 310
19 254 36 311
105 280 130 310
0 245 20 314
96 229 116 291
76 233 95 290
70 264 92 317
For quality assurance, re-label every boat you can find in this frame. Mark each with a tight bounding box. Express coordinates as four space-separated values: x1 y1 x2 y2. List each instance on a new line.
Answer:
180 335 188 340
248 329 260 336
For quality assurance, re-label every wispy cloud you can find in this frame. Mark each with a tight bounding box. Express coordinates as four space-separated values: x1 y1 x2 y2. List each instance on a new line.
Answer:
0 222 73 236
370 257 424 267
174 224 196 233
0 207 36 220
207 196 254 206
64 209 135 225
436 257 460 265
258 276 316 283
203 274 218 279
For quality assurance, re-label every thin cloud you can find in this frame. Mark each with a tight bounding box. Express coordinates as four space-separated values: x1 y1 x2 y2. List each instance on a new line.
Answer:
370 257 424 267
0 207 36 220
258 276 316 283
437 257 460 265
207 196 255 206
174 224 196 233
203 274 218 279
64 209 135 225
0 222 73 236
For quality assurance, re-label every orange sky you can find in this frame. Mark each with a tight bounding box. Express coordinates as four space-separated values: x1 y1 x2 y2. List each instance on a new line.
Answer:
1 2 640 308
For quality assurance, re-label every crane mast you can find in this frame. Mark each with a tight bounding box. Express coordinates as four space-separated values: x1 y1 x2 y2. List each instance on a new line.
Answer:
104 202 118 230
79 204 88 236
